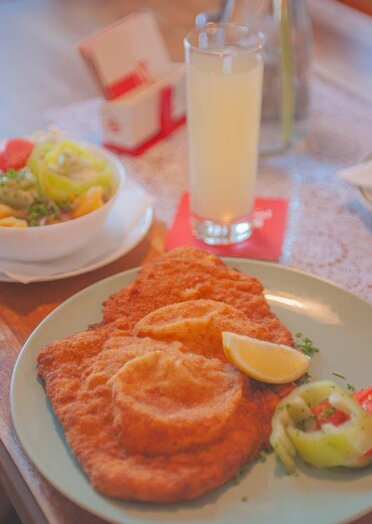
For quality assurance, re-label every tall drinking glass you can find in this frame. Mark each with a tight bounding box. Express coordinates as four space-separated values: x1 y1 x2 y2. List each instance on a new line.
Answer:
184 23 264 245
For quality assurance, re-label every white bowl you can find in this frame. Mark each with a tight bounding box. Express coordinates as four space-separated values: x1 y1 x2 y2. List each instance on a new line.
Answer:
0 143 125 262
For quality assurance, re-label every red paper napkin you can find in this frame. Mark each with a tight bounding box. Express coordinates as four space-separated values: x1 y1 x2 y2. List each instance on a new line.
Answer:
165 192 288 260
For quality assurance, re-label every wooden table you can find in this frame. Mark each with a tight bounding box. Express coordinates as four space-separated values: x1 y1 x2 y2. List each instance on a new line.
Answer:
0 1 371 523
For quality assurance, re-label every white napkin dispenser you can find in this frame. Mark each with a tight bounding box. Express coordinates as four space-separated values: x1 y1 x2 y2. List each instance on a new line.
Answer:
79 12 186 155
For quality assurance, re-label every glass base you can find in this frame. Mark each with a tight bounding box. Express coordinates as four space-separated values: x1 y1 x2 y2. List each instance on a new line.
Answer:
191 216 253 245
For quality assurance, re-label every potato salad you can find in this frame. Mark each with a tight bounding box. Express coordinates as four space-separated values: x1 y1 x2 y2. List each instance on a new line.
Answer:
0 132 115 227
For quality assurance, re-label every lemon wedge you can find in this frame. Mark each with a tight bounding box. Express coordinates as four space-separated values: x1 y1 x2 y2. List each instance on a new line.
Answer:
222 332 310 384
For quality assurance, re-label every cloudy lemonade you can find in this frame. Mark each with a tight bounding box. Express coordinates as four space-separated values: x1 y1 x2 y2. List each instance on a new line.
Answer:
187 48 263 223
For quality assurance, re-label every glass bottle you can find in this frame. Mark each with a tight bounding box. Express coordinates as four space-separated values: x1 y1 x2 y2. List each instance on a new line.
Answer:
196 0 313 155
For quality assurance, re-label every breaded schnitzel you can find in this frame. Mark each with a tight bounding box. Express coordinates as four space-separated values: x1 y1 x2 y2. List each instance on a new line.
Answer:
37 247 295 503
103 247 293 346
38 333 289 502
134 299 273 362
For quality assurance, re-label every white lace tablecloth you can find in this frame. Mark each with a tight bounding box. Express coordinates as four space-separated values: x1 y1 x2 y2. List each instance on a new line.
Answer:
47 74 372 303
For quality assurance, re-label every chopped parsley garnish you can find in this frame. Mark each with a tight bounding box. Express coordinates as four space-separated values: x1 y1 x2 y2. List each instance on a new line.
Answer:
347 383 356 392
0 167 36 187
26 200 61 226
296 419 307 431
1 168 23 180
296 415 316 431
295 334 320 357
321 407 336 421
297 372 312 385
234 464 250 485
332 372 346 380
256 451 268 463
58 199 73 212
0 169 19 186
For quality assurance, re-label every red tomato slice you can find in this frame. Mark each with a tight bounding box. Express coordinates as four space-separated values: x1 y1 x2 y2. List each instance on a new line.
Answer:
312 387 372 428
0 139 34 171
311 387 372 458
312 401 349 428
353 387 372 415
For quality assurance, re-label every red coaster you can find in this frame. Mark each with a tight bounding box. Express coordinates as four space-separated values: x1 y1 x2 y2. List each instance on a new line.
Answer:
165 192 288 261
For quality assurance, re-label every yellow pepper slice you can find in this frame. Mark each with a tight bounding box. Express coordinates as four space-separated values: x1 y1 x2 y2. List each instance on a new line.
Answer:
37 140 113 202
270 381 372 473
26 142 55 177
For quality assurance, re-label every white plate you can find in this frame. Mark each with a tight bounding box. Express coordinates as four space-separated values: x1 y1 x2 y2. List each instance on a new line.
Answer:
0 200 153 283
10 260 372 524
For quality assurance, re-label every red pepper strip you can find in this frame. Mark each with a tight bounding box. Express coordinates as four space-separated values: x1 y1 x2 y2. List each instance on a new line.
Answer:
311 386 372 458
354 387 372 415
0 139 34 171
312 402 349 428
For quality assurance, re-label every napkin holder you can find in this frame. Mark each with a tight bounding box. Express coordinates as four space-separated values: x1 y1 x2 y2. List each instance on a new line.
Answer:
102 64 186 156
79 12 186 156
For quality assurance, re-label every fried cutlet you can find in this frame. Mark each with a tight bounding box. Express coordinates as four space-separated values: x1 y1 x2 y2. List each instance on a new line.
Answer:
134 299 274 362
37 333 289 502
102 247 293 346
37 248 295 503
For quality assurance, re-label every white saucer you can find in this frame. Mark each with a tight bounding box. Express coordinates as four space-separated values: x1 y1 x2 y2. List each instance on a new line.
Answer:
0 183 153 283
